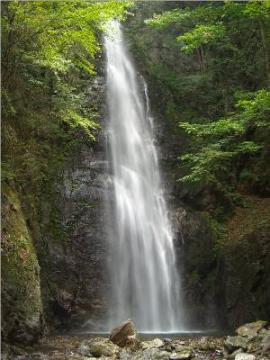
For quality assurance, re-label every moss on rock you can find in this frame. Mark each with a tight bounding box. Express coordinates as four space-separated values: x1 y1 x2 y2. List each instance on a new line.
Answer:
1 183 43 345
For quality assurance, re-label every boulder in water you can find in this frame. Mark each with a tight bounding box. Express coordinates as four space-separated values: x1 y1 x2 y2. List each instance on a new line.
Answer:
110 320 137 347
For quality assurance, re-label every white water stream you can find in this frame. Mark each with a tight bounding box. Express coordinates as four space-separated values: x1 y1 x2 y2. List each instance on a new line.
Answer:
105 21 184 332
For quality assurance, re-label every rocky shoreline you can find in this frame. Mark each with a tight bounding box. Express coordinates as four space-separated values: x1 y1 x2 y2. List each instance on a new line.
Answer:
2 321 269 360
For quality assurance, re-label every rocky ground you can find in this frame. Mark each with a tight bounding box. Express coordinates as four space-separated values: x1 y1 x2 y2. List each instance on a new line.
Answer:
2 321 270 360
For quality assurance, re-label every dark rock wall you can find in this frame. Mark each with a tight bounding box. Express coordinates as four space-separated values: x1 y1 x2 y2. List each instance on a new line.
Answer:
1 59 111 344
1 184 44 345
35 69 111 330
223 227 270 328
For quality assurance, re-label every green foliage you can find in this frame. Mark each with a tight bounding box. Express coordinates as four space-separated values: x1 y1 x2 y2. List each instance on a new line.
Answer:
177 24 225 53
203 212 228 254
63 110 100 141
2 1 129 193
244 1 270 19
143 2 270 196
235 89 270 127
179 118 245 137
145 8 192 29
179 145 236 184
179 89 269 185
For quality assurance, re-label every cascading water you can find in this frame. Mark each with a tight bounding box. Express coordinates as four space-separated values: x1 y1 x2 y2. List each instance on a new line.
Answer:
105 20 184 332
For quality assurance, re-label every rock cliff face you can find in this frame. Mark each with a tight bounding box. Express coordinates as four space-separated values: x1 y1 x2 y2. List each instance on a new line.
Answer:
223 217 270 327
41 145 109 329
1 60 110 343
35 67 111 330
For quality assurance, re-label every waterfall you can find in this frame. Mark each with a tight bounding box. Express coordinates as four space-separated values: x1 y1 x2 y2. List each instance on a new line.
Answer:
105 20 184 332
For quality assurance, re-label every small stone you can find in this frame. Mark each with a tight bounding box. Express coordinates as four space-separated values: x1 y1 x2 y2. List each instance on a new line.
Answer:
236 321 268 339
235 353 255 360
110 320 137 347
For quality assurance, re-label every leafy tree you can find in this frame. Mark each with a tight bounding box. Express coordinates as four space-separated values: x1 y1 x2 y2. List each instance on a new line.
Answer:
2 1 129 189
145 1 270 197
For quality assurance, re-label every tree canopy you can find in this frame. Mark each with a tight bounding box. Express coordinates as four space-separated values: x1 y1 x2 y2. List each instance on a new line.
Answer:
146 1 270 196
2 1 129 188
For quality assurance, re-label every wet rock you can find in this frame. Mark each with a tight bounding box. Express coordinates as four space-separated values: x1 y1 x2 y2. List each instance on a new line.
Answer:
262 333 270 354
141 338 164 350
142 348 171 360
125 334 138 349
119 349 133 360
110 320 137 347
197 337 209 350
235 353 255 360
224 336 248 353
172 206 221 328
215 349 223 356
227 348 243 359
174 345 191 353
78 338 119 358
170 341 185 351
31 355 49 360
162 340 173 352
164 339 172 343
125 348 170 360
14 354 49 360
236 321 268 339
170 349 191 360
78 340 91 357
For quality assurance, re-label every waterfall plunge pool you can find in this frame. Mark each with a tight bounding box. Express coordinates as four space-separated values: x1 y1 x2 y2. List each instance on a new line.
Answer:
68 330 231 339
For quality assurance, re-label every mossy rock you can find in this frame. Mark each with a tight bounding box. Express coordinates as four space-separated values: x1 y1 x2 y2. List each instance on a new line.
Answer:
1 183 43 345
